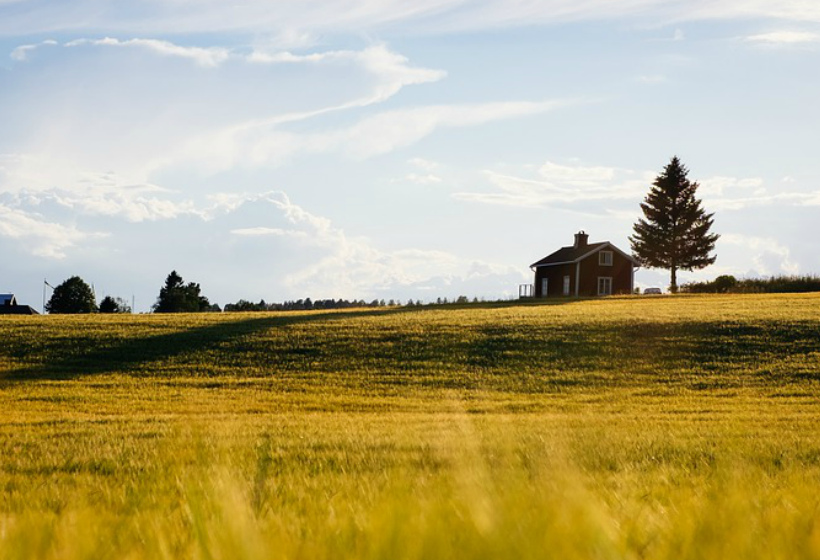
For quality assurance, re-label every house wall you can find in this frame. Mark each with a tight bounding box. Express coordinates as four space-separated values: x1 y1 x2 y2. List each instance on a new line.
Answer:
533 263 575 297
533 248 634 297
578 250 633 296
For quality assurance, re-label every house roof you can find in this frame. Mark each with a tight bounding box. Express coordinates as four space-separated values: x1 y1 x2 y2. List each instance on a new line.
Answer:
530 241 640 268
1 294 17 306
0 304 39 315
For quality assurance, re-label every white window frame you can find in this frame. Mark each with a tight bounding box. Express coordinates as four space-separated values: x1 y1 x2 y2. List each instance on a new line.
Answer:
598 277 613 296
563 275 571 296
541 278 549 298
599 250 613 266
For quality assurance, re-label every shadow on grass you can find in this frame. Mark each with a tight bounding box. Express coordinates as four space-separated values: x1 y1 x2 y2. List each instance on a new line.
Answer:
0 297 586 384
464 319 820 389
5 301 818 390
0 308 412 382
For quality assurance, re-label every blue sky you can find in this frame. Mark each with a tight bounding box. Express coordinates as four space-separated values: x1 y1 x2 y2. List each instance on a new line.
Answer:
1 1 819 311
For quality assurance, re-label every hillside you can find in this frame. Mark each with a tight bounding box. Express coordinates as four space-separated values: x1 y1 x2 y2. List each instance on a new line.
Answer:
3 293 819 391
1 294 820 559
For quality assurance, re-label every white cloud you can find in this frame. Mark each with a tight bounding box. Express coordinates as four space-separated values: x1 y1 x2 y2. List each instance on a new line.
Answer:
10 44 36 61
699 175 820 210
247 50 341 64
699 175 764 197
637 74 667 84
0 155 195 222
457 163 820 213
538 161 617 185
403 173 443 185
0 203 104 259
4 41 450 182
331 100 568 159
455 162 646 208
408 157 440 171
261 29 318 50
230 227 308 238
208 191 525 299
66 37 230 67
243 41 446 99
281 234 522 299
218 192 523 298
17 35 411 71
744 30 820 44
145 44 449 173
171 98 566 174
9 39 57 61
704 192 820 211
10 187 196 222
5 1 820 37
721 233 799 275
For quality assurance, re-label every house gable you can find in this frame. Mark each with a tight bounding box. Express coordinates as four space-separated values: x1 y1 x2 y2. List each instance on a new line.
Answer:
530 242 609 268
573 242 640 267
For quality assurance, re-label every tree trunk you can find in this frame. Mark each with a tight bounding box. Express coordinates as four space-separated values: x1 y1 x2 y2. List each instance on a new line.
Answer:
670 267 678 293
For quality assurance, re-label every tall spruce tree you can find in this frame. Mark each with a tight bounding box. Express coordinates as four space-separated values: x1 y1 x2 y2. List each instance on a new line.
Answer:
630 157 719 293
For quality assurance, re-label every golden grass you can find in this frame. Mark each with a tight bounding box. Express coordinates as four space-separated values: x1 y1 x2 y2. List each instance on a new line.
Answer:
1 293 820 559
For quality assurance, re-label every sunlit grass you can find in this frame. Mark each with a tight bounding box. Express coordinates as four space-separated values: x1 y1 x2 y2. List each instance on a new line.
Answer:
1 293 820 559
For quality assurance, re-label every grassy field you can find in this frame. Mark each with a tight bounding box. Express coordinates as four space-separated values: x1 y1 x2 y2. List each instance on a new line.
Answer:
2 293 820 559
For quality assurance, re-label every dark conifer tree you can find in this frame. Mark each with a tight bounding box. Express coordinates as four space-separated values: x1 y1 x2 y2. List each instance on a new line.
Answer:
153 271 211 312
630 157 719 292
99 295 132 313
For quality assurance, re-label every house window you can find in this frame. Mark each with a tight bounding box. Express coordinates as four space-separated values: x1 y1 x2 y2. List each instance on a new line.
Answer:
599 250 613 266
598 277 613 296
541 278 549 297
563 275 571 295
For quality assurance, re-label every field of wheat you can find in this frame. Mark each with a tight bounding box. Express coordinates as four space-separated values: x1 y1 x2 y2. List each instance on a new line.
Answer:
2 293 820 559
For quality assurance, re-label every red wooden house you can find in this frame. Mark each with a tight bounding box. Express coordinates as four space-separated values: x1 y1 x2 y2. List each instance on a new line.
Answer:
529 232 639 297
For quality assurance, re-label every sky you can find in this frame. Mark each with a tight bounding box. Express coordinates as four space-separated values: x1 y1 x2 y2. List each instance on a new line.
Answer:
1 0 819 311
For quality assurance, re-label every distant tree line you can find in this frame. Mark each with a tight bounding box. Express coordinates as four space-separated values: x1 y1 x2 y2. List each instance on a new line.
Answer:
45 270 495 315
224 298 421 312
45 270 489 315
682 275 820 294
223 295 483 312
224 298 393 312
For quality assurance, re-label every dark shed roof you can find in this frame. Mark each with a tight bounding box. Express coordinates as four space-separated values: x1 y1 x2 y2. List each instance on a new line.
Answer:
0 293 39 314
530 242 609 268
531 241 640 269
0 305 39 315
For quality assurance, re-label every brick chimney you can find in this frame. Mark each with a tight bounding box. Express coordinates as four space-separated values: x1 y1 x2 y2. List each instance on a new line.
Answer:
574 231 588 248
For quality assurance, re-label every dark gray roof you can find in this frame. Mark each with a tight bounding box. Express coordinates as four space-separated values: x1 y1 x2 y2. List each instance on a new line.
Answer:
1 294 16 306
0 305 39 315
531 241 639 268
